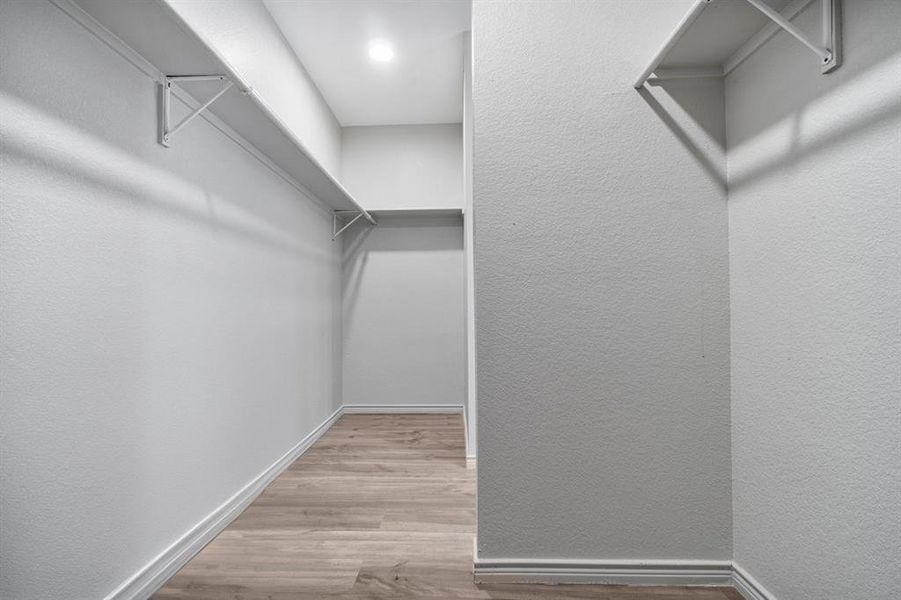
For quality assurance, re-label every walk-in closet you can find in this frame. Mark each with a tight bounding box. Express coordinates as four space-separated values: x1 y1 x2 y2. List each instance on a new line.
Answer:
2 1 898 599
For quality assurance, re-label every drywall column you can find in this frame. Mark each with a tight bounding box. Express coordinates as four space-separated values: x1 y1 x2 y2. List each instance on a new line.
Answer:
473 0 732 563
0 2 342 598
726 2 901 599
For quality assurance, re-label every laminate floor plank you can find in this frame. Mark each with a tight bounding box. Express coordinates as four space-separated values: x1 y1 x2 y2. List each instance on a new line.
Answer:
154 414 741 600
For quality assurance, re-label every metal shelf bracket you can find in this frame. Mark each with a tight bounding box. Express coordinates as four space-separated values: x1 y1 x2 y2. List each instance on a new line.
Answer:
744 0 840 73
332 211 376 240
633 0 841 89
160 75 233 147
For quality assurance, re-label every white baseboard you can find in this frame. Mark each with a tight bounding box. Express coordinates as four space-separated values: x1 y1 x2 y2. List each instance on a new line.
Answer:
104 406 343 600
473 556 734 586
100 402 775 600
732 562 777 600
341 403 464 414
473 551 778 599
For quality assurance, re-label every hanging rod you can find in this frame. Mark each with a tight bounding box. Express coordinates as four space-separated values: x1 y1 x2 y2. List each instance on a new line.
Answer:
160 75 233 146
159 74 376 239
633 0 840 89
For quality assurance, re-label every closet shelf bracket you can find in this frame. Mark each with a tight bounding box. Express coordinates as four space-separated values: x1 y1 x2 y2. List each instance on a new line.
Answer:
159 75 233 147
333 211 376 240
744 0 839 72
633 0 841 89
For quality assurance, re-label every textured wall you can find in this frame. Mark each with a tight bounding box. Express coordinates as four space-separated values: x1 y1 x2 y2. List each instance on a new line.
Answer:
341 217 465 408
341 124 464 210
726 2 901 599
162 0 344 176
473 0 732 560
0 2 342 598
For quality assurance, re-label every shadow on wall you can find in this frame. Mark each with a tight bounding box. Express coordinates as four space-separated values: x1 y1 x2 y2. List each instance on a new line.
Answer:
638 79 727 192
727 51 901 191
341 216 464 320
725 1 901 148
341 223 374 322
0 91 331 260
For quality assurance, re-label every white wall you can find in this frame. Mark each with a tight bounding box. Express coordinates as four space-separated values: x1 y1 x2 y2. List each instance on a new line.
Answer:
726 2 901 599
162 0 343 176
341 217 465 409
341 124 463 210
340 124 465 410
0 2 342 598
473 0 732 561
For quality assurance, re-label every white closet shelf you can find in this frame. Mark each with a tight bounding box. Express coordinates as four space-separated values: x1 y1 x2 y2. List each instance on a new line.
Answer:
332 209 461 239
351 208 464 219
59 0 374 224
634 0 840 88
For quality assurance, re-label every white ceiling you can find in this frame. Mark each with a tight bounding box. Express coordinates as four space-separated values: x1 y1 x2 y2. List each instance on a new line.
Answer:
263 0 471 127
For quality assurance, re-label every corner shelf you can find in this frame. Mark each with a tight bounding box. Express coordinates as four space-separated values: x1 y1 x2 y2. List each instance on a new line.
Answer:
57 0 373 224
360 209 463 219
332 208 462 239
634 0 840 88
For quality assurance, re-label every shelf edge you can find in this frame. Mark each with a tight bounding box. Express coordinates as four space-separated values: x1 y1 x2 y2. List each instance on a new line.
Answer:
633 0 712 89
153 0 375 224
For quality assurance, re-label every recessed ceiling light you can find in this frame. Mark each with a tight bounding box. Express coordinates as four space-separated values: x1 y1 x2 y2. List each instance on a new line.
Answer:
368 40 394 62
